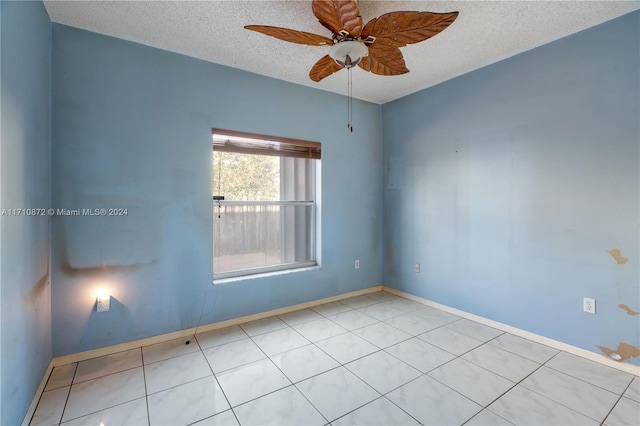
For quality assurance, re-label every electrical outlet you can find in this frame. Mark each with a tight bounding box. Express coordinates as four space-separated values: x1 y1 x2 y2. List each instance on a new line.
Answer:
414 263 420 273
583 297 596 314
355 259 360 269
97 296 110 312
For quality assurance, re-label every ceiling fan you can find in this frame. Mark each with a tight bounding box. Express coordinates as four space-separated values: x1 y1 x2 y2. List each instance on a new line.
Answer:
245 0 459 82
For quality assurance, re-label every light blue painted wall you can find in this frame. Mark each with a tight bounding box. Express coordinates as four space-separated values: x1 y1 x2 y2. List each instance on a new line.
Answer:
382 12 639 364
0 1 52 424
51 24 382 356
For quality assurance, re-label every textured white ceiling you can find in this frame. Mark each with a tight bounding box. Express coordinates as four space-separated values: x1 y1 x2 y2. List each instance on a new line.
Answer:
44 1 639 104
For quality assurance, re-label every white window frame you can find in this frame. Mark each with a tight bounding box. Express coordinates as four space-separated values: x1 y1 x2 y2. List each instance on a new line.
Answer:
212 129 320 281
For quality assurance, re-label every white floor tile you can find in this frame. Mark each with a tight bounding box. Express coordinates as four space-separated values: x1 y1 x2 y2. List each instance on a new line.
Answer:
462 343 540 382
144 351 212 394
292 318 348 342
142 336 199 364
233 385 326 425
196 326 248 349
62 367 145 422
604 397 640 426
445 319 504 342
311 301 352 317
357 302 406 321
384 312 442 335
428 358 515 406
489 333 558 363
61 397 148 426
464 409 514 426
418 326 483 355
387 375 482 425
191 409 239 426
296 367 379 422
520 366 620 422
74 348 142 383
327 309 378 331
202 338 266 373
147 376 229 425
353 322 412 348
315 332 379 364
332 397 419 426
251 327 310 356
488 385 598 425
545 352 634 394
410 306 460 325
239 317 289 337
384 298 426 313
270 344 339 383
45 363 76 391
624 377 640 402
216 358 291 407
31 386 69 426
346 351 421 394
366 292 400 303
278 308 323 326
340 295 379 309
385 338 455 373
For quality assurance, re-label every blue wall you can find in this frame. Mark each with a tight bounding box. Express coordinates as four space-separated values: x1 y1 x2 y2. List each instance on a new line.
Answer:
0 1 52 424
382 12 639 364
51 24 382 357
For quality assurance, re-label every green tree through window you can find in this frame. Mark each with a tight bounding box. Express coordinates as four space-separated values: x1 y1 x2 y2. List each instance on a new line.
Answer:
213 152 280 201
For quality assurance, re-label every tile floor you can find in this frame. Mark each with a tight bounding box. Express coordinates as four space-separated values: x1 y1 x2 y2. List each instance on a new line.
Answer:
30 291 640 426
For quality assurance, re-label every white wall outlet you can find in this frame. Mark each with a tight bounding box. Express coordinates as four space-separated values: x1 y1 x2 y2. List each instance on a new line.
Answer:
97 296 110 312
583 297 596 314
414 263 420 273
355 259 360 269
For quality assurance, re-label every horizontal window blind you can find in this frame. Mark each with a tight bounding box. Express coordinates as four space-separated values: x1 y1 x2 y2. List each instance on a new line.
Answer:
213 129 321 159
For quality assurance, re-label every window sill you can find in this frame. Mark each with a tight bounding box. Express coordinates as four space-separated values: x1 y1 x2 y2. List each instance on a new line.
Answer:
213 264 321 285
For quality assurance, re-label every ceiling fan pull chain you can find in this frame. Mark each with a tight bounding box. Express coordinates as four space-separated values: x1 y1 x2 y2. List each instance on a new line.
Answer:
348 67 353 133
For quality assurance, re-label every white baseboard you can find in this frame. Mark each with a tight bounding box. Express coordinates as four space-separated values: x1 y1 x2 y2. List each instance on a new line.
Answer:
52 285 383 367
21 360 53 426
382 286 640 377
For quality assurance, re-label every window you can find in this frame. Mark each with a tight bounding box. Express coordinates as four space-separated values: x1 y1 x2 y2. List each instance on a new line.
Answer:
212 129 320 279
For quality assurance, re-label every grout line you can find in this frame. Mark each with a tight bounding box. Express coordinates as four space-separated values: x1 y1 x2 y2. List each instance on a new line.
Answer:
462 408 515 426
20 361 55 426
487 348 618 424
600 380 635 425
140 348 151 426
380 394 424 426
52 362 77 425
219 326 300 416
484 334 560 363
542 354 635 395
196 337 240 425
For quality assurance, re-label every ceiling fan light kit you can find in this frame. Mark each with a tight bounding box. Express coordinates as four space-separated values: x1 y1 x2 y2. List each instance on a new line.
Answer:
328 40 368 68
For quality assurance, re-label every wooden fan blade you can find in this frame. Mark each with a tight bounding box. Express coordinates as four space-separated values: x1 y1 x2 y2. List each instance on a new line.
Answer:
312 0 363 38
361 11 458 49
358 46 409 76
244 25 332 46
309 55 343 82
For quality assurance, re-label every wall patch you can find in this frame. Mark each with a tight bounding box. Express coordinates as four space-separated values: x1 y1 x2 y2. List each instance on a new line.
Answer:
597 343 640 362
619 304 640 316
607 248 628 264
